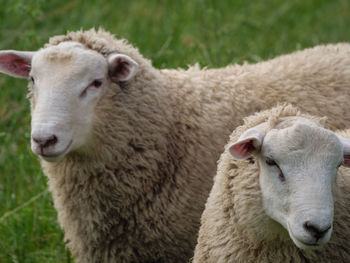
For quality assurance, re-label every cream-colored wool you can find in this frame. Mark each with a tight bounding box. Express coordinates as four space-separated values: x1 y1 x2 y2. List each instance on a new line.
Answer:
193 105 350 263
2 29 350 262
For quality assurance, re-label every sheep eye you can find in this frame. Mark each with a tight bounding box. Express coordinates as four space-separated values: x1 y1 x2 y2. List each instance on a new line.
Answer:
265 157 277 166
80 79 103 98
278 171 286 182
91 79 102 88
265 157 285 182
30 76 35 83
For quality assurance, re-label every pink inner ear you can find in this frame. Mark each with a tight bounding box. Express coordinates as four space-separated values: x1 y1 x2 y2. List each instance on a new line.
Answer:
230 140 255 159
115 58 130 79
0 55 31 77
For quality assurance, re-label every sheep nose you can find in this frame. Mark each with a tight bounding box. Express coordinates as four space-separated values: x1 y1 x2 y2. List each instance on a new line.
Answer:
32 134 58 149
303 221 331 240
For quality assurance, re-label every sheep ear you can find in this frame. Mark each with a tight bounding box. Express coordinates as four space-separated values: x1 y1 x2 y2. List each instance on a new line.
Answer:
0 50 35 78
338 136 350 167
228 124 267 159
108 54 138 82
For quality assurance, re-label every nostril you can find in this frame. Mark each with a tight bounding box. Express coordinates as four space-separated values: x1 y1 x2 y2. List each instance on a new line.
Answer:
32 135 58 149
303 221 331 240
44 135 58 148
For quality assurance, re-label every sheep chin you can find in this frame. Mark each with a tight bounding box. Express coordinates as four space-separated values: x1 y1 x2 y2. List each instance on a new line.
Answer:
287 222 328 251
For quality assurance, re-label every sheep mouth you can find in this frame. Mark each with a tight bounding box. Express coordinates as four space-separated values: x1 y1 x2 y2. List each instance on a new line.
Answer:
290 235 322 250
40 140 73 162
287 222 325 250
295 239 321 248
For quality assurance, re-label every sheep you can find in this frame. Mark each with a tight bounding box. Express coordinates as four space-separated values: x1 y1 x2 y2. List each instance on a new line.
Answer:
193 104 350 263
1 28 350 262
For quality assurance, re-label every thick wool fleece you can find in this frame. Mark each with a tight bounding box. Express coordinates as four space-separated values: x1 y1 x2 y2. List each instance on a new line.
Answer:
193 105 350 263
38 29 350 263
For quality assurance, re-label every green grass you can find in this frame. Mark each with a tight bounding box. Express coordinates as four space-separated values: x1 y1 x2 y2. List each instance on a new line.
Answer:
0 0 350 262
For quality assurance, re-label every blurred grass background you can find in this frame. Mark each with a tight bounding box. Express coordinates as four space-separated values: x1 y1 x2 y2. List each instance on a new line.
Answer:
0 0 350 262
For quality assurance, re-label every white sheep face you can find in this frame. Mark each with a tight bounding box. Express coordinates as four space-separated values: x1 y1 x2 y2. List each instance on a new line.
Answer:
229 117 350 250
29 42 109 162
0 42 138 162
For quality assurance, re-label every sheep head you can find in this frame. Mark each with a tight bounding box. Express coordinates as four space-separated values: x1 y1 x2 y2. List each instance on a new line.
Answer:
0 42 138 162
228 117 350 250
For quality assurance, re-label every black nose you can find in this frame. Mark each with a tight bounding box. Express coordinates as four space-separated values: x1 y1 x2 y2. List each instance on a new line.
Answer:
303 221 331 240
32 134 58 149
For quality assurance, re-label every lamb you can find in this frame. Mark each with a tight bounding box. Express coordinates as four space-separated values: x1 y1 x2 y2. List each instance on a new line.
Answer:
193 104 350 263
1 28 350 262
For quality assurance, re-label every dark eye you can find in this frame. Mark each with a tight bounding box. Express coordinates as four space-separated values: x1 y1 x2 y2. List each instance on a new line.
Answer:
278 171 286 182
80 79 103 98
265 157 285 182
265 157 277 166
91 79 102 88
30 76 35 83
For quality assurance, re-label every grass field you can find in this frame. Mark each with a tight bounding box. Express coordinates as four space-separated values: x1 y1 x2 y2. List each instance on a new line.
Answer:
0 0 350 262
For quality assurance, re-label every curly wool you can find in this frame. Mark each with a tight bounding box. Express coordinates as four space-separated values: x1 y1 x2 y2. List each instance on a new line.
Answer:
38 29 350 263
193 105 350 263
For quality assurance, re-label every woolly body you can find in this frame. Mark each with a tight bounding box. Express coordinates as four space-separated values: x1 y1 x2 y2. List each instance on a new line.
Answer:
193 105 350 263
2 29 350 262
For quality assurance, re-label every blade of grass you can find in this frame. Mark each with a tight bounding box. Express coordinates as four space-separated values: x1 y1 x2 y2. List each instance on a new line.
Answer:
0 190 48 222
